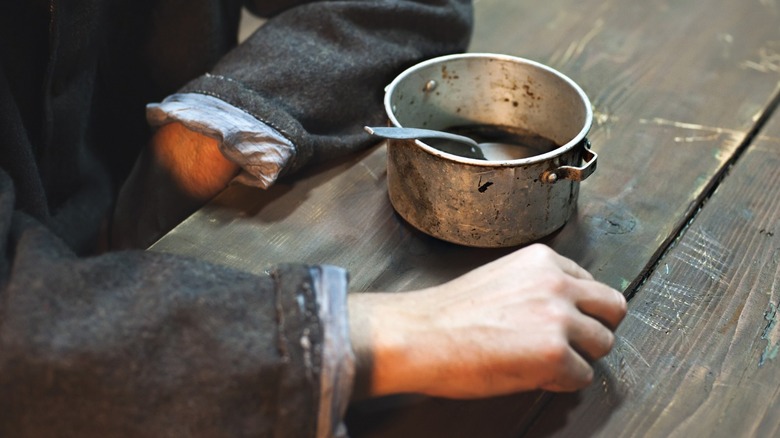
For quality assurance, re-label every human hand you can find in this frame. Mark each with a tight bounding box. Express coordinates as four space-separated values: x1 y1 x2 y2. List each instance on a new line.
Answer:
112 122 239 249
348 244 627 399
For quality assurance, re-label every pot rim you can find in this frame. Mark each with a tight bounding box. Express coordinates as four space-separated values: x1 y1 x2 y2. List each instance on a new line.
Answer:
383 52 593 167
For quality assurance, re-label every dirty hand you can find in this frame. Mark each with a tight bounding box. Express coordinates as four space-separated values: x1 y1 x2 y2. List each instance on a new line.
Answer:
349 244 627 399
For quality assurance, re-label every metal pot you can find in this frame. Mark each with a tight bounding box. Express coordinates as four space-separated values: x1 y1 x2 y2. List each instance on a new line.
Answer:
383 53 596 247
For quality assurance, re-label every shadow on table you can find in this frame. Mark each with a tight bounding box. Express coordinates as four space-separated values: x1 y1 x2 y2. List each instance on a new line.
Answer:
344 352 625 438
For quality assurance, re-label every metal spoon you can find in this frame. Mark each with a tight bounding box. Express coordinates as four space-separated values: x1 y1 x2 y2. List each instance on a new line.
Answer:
364 126 486 160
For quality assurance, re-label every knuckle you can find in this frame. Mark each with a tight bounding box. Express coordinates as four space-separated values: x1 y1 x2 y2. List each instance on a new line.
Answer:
598 331 616 357
535 243 552 252
545 274 570 295
530 270 570 297
541 338 570 364
579 367 595 387
605 330 616 351
540 300 573 326
526 243 555 260
616 292 628 315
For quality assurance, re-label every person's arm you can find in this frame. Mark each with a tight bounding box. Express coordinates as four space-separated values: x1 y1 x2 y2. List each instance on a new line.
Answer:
348 244 627 399
180 0 473 178
111 122 239 249
114 0 473 249
1 168 348 436
149 122 240 200
5 163 626 437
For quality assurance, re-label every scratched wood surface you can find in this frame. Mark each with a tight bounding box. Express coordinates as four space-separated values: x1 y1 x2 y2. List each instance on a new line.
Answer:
523 105 780 438
150 0 780 436
153 0 780 301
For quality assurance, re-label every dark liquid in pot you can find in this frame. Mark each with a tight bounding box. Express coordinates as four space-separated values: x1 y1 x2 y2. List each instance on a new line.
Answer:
427 124 560 161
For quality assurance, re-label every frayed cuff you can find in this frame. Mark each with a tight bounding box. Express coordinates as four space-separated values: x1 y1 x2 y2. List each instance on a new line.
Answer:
147 93 295 189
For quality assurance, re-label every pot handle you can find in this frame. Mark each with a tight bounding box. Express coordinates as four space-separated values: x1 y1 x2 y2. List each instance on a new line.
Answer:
542 139 597 184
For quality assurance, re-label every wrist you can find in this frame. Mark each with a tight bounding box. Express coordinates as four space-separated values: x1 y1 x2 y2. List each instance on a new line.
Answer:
151 122 240 200
348 291 436 398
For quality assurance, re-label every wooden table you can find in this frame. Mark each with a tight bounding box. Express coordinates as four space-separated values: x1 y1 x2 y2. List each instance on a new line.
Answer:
151 0 780 436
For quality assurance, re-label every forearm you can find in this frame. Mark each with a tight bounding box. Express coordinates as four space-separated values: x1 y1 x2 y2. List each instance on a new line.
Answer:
150 122 239 199
115 0 475 248
112 122 239 249
348 291 426 399
181 0 474 176
1 191 337 435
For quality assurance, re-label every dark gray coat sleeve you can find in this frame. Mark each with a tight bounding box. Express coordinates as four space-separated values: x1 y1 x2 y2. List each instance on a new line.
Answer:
0 171 346 437
180 0 474 178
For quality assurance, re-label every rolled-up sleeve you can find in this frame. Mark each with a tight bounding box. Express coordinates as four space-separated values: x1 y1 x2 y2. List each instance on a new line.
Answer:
147 92 296 189
308 266 355 438
0 173 355 436
179 0 473 180
269 264 356 437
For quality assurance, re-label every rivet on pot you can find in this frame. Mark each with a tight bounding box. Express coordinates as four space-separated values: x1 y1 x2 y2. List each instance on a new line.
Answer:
423 80 437 92
544 172 559 184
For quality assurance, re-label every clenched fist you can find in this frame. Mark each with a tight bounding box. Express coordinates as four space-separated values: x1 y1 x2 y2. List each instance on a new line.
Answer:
349 244 627 399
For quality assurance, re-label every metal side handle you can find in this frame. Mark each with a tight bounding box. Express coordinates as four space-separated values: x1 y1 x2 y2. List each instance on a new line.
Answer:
542 139 598 183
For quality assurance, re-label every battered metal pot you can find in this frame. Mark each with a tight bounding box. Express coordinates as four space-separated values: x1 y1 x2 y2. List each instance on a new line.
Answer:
383 53 596 247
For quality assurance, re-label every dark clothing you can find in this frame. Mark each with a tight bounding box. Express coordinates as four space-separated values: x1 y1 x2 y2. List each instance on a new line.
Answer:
0 0 472 436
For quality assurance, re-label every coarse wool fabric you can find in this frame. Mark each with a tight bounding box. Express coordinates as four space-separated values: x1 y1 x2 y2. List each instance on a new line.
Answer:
0 0 473 436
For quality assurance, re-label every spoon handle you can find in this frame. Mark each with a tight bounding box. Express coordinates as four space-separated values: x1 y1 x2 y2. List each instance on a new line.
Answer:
364 126 480 148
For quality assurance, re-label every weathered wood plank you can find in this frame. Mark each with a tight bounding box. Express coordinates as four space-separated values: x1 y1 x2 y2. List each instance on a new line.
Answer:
470 0 780 292
150 0 780 436
524 108 780 437
153 0 780 293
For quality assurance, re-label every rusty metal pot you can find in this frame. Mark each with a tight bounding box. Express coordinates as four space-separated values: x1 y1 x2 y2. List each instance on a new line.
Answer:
383 53 596 247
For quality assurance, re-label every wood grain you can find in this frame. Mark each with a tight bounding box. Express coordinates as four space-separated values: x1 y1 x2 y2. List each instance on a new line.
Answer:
470 0 780 292
524 102 780 438
153 0 780 294
149 0 780 436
